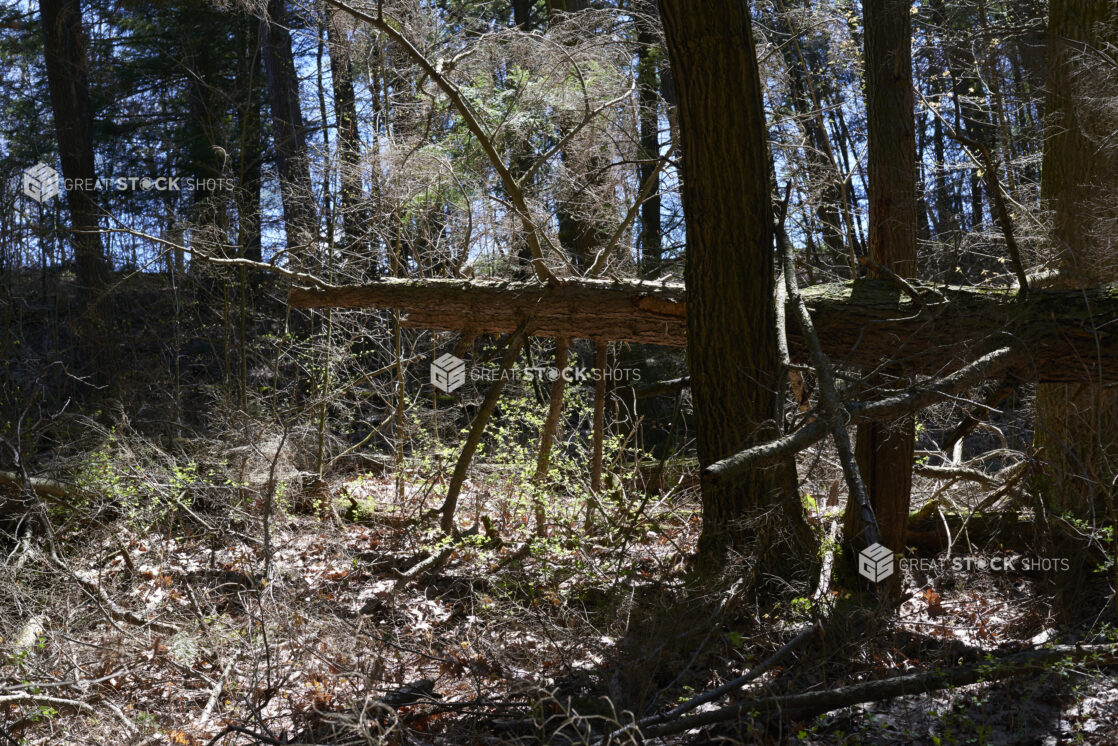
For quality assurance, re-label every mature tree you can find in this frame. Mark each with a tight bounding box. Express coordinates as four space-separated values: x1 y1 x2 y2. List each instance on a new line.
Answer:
770 1 850 271
181 4 234 262
845 0 918 566
234 12 265 263
259 0 317 259
634 0 662 277
658 0 814 578
512 0 533 29
1033 0 1118 514
325 7 367 261
39 0 108 294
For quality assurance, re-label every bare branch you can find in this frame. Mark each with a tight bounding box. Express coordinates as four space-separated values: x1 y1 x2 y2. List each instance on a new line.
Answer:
707 346 1020 482
323 0 557 282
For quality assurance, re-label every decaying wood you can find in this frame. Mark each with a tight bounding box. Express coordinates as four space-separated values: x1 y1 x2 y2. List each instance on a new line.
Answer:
0 470 94 503
290 276 685 347
290 278 1118 383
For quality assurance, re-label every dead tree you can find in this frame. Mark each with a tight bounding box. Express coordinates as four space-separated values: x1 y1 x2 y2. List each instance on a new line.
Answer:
290 278 1118 384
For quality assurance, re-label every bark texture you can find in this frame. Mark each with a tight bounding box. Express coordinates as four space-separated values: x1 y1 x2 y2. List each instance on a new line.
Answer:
635 0 662 276
325 8 367 258
850 0 918 567
39 0 109 294
290 278 1118 384
260 0 317 257
1033 0 1118 514
658 0 813 576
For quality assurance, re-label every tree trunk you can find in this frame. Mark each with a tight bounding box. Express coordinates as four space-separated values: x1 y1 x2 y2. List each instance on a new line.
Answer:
290 278 1118 384
658 0 813 578
773 2 847 267
39 0 108 295
544 1 614 276
847 0 917 569
512 0 532 29
184 8 229 264
235 13 264 263
325 8 368 260
635 0 662 276
533 337 570 533
259 0 317 261
1033 0 1118 515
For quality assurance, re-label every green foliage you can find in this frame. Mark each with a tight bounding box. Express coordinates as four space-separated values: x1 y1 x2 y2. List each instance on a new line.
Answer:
802 492 818 514
71 430 206 529
74 432 141 512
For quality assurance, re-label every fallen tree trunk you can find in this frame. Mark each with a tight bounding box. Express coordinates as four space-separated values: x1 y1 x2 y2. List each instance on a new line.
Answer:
290 278 1118 383
290 276 686 346
0 470 93 503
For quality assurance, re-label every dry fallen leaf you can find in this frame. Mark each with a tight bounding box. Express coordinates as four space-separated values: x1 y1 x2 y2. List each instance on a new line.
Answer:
923 588 947 618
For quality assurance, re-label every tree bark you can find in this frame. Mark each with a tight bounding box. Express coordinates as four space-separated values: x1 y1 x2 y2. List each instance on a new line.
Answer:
290 277 1118 385
848 0 918 573
259 0 317 260
325 8 368 259
235 12 265 263
512 0 532 29
1033 0 1118 515
183 7 230 263
635 0 662 276
658 0 813 577
39 0 109 295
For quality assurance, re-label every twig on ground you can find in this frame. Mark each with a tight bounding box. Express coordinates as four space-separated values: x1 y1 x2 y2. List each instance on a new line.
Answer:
638 643 1118 740
197 658 236 726
44 551 179 634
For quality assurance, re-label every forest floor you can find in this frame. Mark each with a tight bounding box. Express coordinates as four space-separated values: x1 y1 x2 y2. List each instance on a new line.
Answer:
2 444 1117 745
